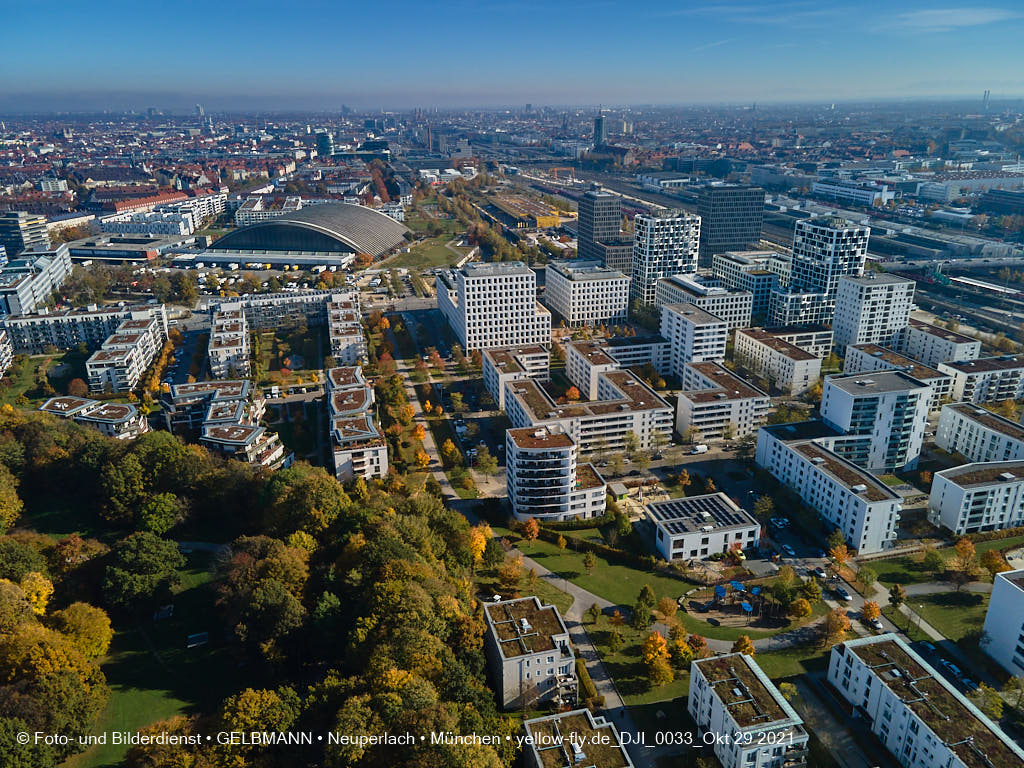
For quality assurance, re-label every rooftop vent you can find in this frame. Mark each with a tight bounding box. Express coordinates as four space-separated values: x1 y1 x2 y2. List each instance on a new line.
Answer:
999 472 1017 481
811 456 825 464
520 618 532 633
851 483 868 493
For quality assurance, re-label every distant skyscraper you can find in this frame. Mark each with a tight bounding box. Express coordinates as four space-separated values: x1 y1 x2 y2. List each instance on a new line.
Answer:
195 103 204 118
316 131 334 157
630 211 700 306
696 184 765 267
593 114 606 146
0 211 50 257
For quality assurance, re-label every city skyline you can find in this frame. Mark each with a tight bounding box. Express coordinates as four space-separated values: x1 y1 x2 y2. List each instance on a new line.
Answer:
4 0 1024 111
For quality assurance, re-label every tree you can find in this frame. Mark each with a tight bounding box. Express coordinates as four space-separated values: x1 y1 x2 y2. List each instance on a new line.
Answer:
829 543 851 568
449 392 464 412
973 683 1004 720
608 629 624 652
497 555 522 592
0 465 24 534
1002 675 1024 709
556 535 567 551
587 603 601 623
412 423 426 441
922 547 945 574
790 598 812 618
564 386 581 402
801 578 822 603
888 584 907 613
826 529 846 551
48 603 113 658
623 431 639 457
137 492 181 536
778 682 798 702
414 449 431 469
687 633 710 658
858 566 877 590
676 469 690 490
521 517 539 541
642 631 670 665
732 635 756 656
862 601 881 622
475 445 499 475
647 656 674 686
236 580 306 658
220 686 301 735
632 585 656 630
981 549 1010 580
949 537 979 589
583 551 597 575
753 495 774 521
440 438 462 468
467 524 491 565
821 607 851 647
102 532 185 613
657 596 678 621
20 572 53 615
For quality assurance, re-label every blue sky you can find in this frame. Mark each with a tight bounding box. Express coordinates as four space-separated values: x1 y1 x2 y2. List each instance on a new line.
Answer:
2 0 1023 110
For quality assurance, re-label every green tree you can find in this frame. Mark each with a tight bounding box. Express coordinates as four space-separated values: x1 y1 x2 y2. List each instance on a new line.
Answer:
753 495 774 521
48 603 113 658
858 566 877 589
137 492 181 535
102 532 185 613
100 452 146 524
583 551 597 575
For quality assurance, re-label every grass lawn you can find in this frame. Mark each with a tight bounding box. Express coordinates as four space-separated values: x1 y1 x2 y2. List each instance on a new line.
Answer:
380 238 461 270
754 643 830 679
68 552 243 768
867 534 1024 586
909 590 989 643
587 614 692 704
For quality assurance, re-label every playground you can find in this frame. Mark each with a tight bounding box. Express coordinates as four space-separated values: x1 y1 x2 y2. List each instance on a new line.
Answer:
685 578 795 631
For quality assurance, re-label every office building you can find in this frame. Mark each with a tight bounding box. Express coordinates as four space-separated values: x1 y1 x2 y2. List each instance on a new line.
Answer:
0 244 73 317
756 421 902 554
734 328 822 395
208 305 250 378
832 274 915 352
543 259 629 327
827 635 1024 768
647 493 761 562
593 114 607 146
660 303 728 378
769 217 869 325
695 185 765 267
676 362 771 440
689 653 808 768
482 345 550 411
935 402 1024 463
654 273 752 330
437 262 551 351
812 178 894 207
506 425 606 522
711 250 790 321
820 371 930 472
630 211 700 306
521 710 633 768
928 461 1024 535
938 355 1024 404
483 596 576 710
505 371 672 456
326 366 388 481
982 569 1024 677
896 318 981 369
577 184 622 263
842 345 951 411
0 211 50 257
39 396 150 440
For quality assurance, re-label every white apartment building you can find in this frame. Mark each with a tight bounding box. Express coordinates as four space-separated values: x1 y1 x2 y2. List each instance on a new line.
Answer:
768 217 869 326
982 569 1024 677
522 710 633 768
234 195 303 226
756 420 902 554
200 423 288 470
40 396 150 440
0 244 73 317
935 402 1024 462
660 302 728 378
734 328 822 395
689 653 809 768
159 379 259 432
843 345 952 411
0 328 12 379
827 635 1024 768
208 304 250 378
326 298 367 365
155 192 226 226
938 354 1024 404
654 273 753 330
437 261 551 351
832 273 915 352
100 211 196 236
543 259 628 327
821 371 931 472
506 425 606 522
505 371 672 456
562 337 670 399
210 289 357 331
482 345 550 411
676 362 771 440
929 461 1024 535
630 211 700 306
85 312 168 394
326 366 388 481
711 250 790 320
3 304 166 354
897 318 981 369
483 596 576 710
762 324 834 359
647 493 761 562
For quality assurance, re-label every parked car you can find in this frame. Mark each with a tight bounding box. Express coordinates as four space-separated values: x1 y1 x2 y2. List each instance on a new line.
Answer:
812 567 828 580
782 544 796 557
866 616 883 630
834 587 853 602
960 677 979 692
920 641 937 653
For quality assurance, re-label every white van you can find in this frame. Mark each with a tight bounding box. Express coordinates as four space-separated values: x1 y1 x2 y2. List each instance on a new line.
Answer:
690 444 709 455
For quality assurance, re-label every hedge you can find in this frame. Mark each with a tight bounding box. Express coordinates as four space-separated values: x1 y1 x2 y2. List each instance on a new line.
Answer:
540 513 615 531
575 658 604 708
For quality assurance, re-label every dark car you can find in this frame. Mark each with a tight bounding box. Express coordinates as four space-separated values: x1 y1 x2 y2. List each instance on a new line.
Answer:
834 587 852 602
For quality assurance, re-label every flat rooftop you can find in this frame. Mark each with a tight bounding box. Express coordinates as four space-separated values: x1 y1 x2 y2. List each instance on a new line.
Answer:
739 328 817 361
941 354 1024 374
937 460 1024 488
327 366 364 388
485 597 567 659
39 396 93 415
762 419 841 442
508 426 574 450
850 345 947 381
946 402 1024 441
462 260 533 277
908 317 979 345
694 653 795 730
524 710 631 768
825 370 930 395
549 259 627 281
683 362 769 402
793 441 897 503
202 424 259 444
483 345 548 374
646 493 758 536
662 302 727 326
840 273 914 287
79 403 137 422
844 636 1024 768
